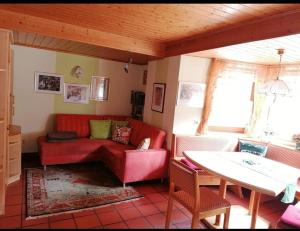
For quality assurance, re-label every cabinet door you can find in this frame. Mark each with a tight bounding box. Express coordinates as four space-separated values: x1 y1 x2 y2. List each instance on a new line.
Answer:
7 135 21 184
0 30 12 215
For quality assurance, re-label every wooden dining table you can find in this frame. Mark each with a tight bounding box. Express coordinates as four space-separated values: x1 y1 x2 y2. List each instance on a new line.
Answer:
183 150 300 229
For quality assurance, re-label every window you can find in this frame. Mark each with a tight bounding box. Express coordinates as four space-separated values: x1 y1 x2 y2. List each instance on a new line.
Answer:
208 67 255 132
266 75 300 140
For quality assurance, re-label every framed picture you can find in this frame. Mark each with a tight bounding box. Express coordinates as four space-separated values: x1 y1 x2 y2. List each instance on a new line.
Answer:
90 76 110 101
151 83 166 113
34 71 64 94
177 82 206 108
64 83 90 104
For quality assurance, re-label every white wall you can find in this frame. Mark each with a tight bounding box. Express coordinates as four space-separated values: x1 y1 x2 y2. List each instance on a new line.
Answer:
95 59 146 115
173 55 211 135
12 45 56 153
143 56 181 149
143 61 157 124
162 56 181 148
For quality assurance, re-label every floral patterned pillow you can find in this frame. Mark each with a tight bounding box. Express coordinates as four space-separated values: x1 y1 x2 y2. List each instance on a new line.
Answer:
112 125 132 144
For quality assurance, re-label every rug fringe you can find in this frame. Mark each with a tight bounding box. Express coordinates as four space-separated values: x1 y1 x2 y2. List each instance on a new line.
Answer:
25 196 144 220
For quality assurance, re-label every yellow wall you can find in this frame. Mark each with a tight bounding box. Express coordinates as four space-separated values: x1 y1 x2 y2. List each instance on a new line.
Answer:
54 52 98 114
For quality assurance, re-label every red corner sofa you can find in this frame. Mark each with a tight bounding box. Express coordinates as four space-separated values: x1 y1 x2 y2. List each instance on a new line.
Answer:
38 114 169 187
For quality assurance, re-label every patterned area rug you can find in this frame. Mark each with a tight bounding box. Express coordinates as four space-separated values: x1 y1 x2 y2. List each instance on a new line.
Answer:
26 162 143 218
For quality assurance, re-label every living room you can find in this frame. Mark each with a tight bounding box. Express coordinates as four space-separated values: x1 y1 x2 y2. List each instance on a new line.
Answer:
0 4 300 229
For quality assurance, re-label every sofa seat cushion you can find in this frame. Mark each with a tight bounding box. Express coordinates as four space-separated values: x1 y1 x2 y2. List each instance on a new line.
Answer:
38 136 116 165
100 144 136 180
280 204 300 228
102 143 136 159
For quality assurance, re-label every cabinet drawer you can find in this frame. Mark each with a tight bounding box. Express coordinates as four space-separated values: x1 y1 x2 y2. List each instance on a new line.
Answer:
9 142 21 160
8 158 21 177
9 136 21 144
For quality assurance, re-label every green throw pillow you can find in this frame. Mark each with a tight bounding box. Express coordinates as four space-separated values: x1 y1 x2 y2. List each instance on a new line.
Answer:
109 120 129 138
90 120 112 139
239 140 268 157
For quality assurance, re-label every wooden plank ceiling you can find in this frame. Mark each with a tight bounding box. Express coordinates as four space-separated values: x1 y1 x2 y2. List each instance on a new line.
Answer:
187 34 300 64
12 31 153 65
1 4 300 64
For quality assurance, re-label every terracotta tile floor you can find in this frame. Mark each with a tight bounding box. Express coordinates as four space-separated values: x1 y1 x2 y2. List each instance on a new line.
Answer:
0 155 290 229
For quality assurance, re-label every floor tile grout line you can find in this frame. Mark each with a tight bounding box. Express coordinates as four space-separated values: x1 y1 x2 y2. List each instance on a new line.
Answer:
92 208 105 229
131 196 159 228
108 205 129 228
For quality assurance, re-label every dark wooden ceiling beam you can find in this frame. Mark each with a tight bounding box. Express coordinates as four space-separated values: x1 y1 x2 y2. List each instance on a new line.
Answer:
0 9 165 58
165 10 300 57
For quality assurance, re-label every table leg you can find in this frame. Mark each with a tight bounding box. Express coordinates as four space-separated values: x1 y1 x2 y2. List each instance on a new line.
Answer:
215 179 227 226
250 191 261 229
248 190 255 215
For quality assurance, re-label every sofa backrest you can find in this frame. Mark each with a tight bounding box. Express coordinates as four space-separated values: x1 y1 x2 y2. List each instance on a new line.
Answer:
266 144 300 169
172 134 239 158
55 114 127 138
127 118 167 149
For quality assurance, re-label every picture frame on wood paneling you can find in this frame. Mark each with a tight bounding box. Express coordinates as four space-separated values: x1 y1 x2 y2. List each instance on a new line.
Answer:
90 76 110 101
151 83 166 113
177 82 206 108
64 83 90 104
34 71 64 94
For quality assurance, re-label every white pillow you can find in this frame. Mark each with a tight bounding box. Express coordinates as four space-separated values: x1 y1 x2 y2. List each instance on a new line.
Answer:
137 138 151 150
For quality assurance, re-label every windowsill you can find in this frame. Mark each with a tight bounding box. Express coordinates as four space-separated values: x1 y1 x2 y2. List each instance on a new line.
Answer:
206 131 299 151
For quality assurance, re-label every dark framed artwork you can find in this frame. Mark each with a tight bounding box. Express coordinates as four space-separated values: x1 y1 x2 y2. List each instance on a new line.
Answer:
34 71 64 94
151 83 166 113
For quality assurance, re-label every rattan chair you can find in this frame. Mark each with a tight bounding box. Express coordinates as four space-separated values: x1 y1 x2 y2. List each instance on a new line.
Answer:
165 159 231 229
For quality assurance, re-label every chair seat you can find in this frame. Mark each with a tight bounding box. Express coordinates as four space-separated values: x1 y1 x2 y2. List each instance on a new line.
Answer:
173 187 231 213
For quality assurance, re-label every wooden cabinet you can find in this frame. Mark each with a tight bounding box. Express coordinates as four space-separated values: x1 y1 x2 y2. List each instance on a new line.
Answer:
7 125 21 184
0 29 12 215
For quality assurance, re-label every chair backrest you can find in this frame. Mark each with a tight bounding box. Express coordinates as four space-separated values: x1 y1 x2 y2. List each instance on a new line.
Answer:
171 134 238 159
169 159 199 197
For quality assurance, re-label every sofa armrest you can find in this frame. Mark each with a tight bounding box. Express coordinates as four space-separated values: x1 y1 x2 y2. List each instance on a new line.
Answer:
122 149 169 183
124 149 169 165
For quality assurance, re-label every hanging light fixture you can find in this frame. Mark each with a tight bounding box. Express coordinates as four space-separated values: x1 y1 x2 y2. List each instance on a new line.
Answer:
260 49 290 138
260 49 289 98
124 58 133 73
